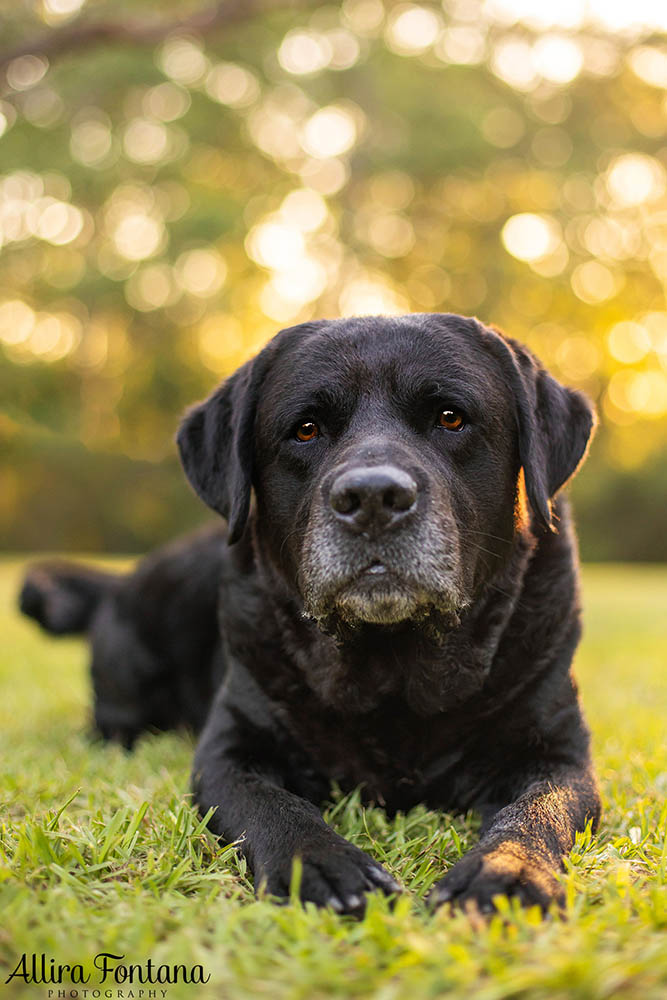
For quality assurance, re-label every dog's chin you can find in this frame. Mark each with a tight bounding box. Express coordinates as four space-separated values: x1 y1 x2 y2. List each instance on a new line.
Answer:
304 573 462 641
336 585 420 626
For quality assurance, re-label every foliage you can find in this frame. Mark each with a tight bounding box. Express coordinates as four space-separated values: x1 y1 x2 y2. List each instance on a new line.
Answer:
0 1 666 554
1 558 666 998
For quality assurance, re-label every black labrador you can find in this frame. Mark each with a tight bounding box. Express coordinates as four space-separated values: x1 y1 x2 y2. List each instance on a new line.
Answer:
21 313 600 915
20 524 226 745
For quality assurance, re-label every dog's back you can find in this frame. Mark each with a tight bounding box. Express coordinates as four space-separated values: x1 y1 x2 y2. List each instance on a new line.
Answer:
20 523 226 746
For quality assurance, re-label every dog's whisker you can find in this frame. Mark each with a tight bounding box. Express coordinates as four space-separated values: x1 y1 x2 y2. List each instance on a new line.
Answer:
462 528 515 546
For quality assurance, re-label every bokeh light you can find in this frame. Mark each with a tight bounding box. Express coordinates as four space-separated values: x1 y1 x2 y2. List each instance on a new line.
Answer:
606 154 667 209
70 112 114 168
279 30 334 75
301 105 359 158
1 0 667 554
608 322 651 364
501 213 562 262
43 0 87 21
6 55 49 91
571 261 619 304
175 248 227 297
205 63 260 107
112 213 164 261
158 37 209 86
385 5 442 55
123 119 171 165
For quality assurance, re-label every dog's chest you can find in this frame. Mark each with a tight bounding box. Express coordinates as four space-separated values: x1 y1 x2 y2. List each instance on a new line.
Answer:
274 695 469 811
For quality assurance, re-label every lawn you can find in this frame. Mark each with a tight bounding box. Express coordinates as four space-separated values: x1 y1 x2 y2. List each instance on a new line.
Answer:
0 558 665 1000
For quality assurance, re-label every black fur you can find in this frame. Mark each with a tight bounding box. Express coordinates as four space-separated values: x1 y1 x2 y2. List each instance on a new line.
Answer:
20 525 225 748
21 313 600 915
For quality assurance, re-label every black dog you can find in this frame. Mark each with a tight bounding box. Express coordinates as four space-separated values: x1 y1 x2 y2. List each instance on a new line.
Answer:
21 313 600 915
20 525 226 747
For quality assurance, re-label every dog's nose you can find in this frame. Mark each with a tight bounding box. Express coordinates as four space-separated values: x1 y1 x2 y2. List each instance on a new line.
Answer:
330 465 418 533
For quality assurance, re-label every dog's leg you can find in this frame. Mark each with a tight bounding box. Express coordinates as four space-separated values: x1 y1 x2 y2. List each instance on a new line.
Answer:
429 763 600 913
192 679 400 915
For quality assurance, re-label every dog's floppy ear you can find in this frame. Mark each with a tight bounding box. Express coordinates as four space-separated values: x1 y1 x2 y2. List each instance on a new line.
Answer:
486 327 596 532
177 356 266 544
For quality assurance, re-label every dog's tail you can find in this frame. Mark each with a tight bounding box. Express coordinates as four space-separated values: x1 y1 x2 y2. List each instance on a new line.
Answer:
19 561 121 635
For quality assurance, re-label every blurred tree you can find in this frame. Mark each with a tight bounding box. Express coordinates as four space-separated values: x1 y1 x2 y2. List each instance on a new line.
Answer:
1 0 666 556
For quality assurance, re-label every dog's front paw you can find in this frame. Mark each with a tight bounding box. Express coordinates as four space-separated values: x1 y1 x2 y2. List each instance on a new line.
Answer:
256 832 400 915
429 842 563 915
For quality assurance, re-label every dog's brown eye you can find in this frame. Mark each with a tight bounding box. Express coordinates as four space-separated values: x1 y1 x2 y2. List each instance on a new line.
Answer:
296 421 319 442
438 409 465 431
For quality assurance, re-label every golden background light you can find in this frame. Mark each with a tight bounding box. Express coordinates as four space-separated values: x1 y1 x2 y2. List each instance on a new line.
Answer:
501 213 562 262
1 0 666 554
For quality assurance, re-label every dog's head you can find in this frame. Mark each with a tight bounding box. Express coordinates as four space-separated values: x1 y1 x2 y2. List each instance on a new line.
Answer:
178 315 594 638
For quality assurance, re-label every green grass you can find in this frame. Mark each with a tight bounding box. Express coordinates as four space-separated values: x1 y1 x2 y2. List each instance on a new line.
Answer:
1 559 665 1000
